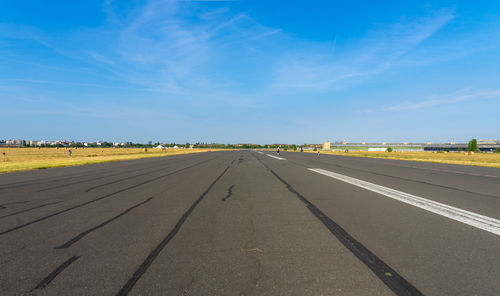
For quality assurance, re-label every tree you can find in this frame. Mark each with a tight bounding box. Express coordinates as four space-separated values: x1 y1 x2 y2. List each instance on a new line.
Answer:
468 139 478 152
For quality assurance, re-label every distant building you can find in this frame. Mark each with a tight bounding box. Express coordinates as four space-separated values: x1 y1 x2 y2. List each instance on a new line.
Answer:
305 144 322 148
0 139 23 147
478 139 500 145
322 141 331 150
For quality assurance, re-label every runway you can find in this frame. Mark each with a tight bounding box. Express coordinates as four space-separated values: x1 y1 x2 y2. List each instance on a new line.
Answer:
1 150 499 295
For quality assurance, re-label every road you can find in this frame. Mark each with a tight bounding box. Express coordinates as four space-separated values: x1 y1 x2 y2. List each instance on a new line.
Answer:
0 150 499 295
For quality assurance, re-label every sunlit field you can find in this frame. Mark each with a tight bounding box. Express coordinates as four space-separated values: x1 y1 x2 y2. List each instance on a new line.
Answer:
0 147 216 173
305 150 500 168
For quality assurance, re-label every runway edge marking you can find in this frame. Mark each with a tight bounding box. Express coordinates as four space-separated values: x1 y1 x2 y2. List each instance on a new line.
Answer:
308 168 500 236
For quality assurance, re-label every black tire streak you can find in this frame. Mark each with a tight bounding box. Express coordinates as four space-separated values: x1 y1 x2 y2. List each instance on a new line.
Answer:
37 154 203 193
83 164 175 193
0 152 205 191
116 164 231 296
0 200 32 207
254 154 423 296
55 197 153 249
221 185 234 201
0 201 63 220
0 158 215 236
288 156 500 200
36 163 165 193
33 256 80 290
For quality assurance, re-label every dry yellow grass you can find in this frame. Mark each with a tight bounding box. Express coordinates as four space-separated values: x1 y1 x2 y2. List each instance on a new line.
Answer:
0 147 217 174
305 150 500 168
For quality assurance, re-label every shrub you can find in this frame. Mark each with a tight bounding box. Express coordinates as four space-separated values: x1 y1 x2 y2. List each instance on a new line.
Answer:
468 139 478 152
387 147 393 152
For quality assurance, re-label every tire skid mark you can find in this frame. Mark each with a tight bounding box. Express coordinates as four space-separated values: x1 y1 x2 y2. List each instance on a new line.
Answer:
221 185 234 201
0 166 137 191
84 164 176 193
0 200 32 207
33 256 80 291
0 152 205 191
0 201 63 220
37 154 204 193
254 154 423 296
36 163 166 193
116 163 232 296
55 197 153 249
288 157 500 200
0 157 215 236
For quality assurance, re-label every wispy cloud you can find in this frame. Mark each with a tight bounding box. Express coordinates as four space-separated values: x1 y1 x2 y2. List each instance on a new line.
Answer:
271 8 455 92
0 78 104 88
358 88 500 113
95 0 282 97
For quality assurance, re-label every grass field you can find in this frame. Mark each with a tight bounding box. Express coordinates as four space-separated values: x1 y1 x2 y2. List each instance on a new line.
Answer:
305 150 500 168
0 147 215 174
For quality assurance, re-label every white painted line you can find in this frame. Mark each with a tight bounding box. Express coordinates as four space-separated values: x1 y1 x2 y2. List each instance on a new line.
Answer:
257 151 263 154
308 168 500 236
266 154 286 160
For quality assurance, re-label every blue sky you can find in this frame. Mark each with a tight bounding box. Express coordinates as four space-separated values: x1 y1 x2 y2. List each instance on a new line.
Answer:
1 0 499 144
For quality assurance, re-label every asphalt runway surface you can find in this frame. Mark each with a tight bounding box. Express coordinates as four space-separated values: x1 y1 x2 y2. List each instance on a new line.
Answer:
0 150 499 295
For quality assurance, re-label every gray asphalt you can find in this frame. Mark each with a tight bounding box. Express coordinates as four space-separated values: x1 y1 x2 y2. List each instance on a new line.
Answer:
0 150 499 295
